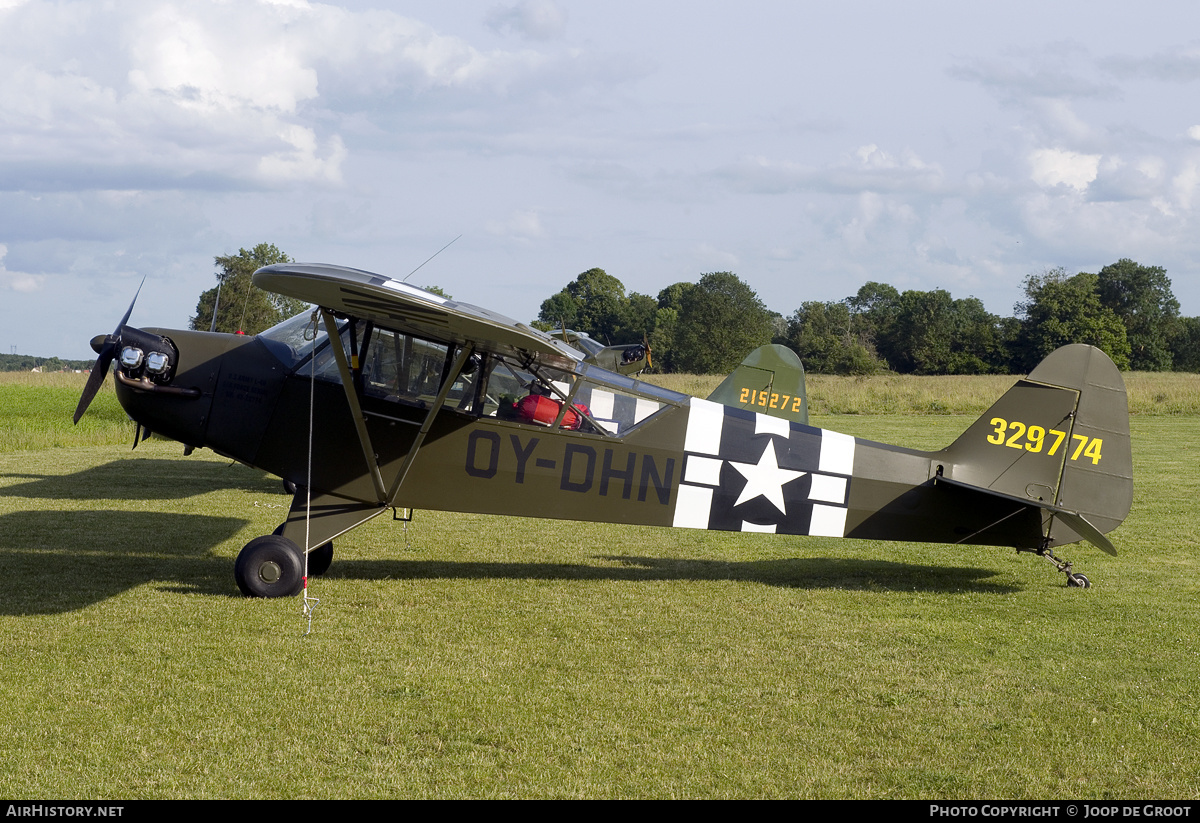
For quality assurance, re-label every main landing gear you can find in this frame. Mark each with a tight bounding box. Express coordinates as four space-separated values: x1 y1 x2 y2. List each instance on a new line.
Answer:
233 532 334 598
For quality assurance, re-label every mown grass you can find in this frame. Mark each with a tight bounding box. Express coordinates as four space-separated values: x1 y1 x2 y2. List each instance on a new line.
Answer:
2 372 1198 797
0 372 131 452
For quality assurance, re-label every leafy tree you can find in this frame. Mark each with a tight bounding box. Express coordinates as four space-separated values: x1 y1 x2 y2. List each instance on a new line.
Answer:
846 281 901 362
644 283 695 372
861 288 1011 375
423 285 452 299
534 270 666 366
191 244 308 335
647 306 680 371
618 292 658 342
786 301 882 375
886 289 956 374
672 272 774 374
1014 268 1130 371
1095 259 1179 371
536 268 629 343
946 296 1012 374
1172 317 1200 372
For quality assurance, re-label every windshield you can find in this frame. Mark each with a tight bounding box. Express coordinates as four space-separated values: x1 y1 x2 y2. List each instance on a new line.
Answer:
257 311 333 368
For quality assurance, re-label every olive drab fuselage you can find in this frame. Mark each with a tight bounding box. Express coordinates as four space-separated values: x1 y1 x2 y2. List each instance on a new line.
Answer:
95 262 1132 596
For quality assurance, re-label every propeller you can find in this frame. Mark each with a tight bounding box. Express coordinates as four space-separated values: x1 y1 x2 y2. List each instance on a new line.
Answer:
643 332 653 371
73 279 144 424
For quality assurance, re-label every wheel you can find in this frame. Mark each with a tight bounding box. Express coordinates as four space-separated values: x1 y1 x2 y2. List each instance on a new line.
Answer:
1067 573 1091 588
234 535 305 598
271 523 333 577
306 541 334 577
282 479 298 495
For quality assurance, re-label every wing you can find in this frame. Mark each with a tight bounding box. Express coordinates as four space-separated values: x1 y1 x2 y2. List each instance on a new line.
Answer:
253 263 582 368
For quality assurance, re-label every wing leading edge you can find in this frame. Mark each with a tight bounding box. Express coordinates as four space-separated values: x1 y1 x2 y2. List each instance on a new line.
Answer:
253 263 582 369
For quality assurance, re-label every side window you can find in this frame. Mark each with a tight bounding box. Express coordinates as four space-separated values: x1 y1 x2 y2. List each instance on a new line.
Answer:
479 356 668 436
568 381 667 434
362 330 447 400
361 330 480 413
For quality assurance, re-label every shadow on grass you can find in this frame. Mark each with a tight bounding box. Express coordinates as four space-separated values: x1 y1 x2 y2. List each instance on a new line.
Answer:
322 554 1020 594
4 507 1019 614
0 509 249 614
0 458 283 500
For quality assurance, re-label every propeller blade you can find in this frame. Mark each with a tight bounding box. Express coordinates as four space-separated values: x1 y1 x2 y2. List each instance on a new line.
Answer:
73 349 114 424
114 277 144 337
73 278 145 425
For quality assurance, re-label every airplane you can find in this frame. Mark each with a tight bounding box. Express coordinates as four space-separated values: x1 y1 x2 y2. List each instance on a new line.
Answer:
547 327 653 377
73 263 1133 597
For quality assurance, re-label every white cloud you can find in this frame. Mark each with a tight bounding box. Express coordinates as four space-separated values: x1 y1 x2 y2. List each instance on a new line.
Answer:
486 209 546 242
0 0 578 191
1173 160 1200 211
716 145 945 196
688 243 739 272
1028 147 1101 190
125 3 320 115
1102 45 1200 83
947 48 1118 102
257 128 347 184
0 244 44 292
485 1 568 41
1088 154 1166 202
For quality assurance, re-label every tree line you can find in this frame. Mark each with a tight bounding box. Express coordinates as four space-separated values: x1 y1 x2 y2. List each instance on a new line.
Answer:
181 245 1197 375
535 259 1200 375
0 354 95 373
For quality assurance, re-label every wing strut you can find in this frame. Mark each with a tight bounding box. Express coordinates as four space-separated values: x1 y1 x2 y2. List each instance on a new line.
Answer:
385 344 474 507
320 308 388 504
316 307 474 508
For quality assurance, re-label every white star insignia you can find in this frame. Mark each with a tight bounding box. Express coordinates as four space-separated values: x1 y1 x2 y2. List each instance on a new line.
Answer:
727 440 806 514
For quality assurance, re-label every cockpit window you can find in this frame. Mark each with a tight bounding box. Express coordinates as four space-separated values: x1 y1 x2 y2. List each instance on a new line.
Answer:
360 329 480 412
483 355 678 436
257 311 332 368
277 316 682 436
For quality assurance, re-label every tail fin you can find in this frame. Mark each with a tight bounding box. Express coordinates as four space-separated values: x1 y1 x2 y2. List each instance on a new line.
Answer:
707 344 809 426
938 344 1132 553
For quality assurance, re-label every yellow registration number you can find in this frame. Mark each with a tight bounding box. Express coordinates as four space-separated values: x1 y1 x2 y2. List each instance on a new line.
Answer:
739 388 803 413
986 417 1103 464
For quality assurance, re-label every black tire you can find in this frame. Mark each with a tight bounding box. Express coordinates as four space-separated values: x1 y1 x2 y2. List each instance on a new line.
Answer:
270 523 333 577
306 541 334 577
1067 573 1091 589
234 535 305 598
282 479 298 496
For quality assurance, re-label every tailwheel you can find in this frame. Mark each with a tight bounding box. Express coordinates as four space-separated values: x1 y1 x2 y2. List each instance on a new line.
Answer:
1033 542 1092 590
235 535 305 598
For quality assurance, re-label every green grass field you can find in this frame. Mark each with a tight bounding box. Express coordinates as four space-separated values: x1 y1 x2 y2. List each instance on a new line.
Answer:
1 373 1198 798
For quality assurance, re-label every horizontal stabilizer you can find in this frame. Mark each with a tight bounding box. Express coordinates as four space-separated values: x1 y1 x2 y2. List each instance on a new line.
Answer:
936 475 1117 556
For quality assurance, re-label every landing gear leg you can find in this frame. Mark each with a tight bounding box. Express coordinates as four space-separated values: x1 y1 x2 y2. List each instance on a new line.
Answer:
1031 540 1091 588
273 522 333 576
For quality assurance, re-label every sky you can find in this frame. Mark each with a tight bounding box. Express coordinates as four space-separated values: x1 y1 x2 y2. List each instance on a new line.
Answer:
4 0 1200 359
